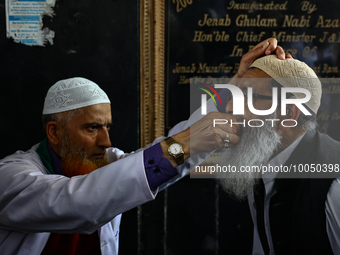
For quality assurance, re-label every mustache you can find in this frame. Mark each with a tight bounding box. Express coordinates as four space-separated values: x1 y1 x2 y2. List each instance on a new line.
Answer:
91 148 107 155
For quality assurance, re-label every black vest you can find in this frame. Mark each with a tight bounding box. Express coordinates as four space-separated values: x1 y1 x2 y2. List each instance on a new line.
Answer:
269 178 334 255
261 130 340 254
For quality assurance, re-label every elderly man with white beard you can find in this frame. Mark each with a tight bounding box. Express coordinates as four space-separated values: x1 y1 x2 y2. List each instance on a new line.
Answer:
204 55 340 255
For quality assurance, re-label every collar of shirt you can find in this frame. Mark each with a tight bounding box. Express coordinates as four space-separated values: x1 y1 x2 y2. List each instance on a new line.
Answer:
262 133 306 185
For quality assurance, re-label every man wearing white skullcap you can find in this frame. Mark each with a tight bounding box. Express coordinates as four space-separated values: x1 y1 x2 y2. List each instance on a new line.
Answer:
211 54 340 255
0 38 286 254
42 77 111 114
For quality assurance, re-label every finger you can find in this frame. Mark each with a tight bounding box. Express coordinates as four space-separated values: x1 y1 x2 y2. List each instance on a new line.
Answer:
218 131 241 148
250 39 269 52
241 40 272 67
219 141 235 149
285 53 294 59
213 128 238 149
229 132 240 144
215 122 239 139
265 38 278 55
273 45 286 60
246 38 269 57
208 112 241 135
219 138 235 149
223 132 240 146
249 38 279 54
222 141 235 148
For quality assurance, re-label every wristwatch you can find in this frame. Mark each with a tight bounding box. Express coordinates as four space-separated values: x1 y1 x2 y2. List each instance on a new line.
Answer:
164 137 184 165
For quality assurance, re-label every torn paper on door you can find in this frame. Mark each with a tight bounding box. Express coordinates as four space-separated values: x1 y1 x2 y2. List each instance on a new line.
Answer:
5 0 57 46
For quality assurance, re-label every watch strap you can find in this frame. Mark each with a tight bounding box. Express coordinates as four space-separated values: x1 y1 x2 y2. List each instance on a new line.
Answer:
164 137 184 165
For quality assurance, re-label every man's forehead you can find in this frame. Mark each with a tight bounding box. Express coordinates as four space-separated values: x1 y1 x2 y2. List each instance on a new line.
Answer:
237 76 273 92
74 103 112 123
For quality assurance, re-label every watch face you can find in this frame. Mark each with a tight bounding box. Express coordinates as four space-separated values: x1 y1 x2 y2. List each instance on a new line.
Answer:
169 143 182 155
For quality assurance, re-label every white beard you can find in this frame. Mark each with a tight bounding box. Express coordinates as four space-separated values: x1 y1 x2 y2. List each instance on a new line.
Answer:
216 114 282 200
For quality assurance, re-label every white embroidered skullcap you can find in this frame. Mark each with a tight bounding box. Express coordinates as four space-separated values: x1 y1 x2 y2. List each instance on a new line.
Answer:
43 77 110 114
250 55 321 114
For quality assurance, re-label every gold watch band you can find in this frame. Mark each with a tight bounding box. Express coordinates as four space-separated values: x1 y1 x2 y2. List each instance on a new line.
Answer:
164 137 184 165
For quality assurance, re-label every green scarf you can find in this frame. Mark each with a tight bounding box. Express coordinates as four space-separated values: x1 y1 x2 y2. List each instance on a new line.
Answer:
36 138 54 174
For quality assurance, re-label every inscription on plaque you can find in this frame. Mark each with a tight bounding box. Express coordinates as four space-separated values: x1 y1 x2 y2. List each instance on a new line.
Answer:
165 0 340 141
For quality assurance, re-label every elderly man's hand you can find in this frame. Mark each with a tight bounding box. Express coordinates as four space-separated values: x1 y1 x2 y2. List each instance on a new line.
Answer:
233 38 294 81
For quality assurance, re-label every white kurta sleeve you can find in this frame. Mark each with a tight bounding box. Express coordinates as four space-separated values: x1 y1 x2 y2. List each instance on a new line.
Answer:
157 96 219 191
0 147 154 234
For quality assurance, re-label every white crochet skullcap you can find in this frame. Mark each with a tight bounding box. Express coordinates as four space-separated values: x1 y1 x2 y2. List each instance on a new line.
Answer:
250 55 321 114
43 77 110 114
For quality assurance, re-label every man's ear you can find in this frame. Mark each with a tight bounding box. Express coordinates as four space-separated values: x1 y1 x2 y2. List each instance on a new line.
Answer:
46 121 61 146
278 104 300 131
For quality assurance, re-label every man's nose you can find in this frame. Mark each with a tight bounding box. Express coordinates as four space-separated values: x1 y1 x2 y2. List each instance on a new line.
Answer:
97 128 112 148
